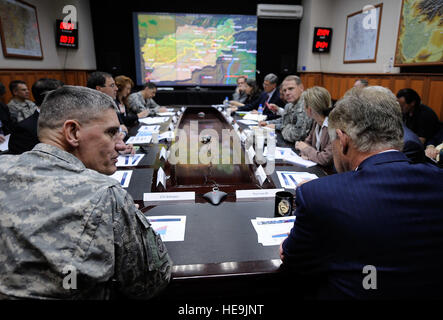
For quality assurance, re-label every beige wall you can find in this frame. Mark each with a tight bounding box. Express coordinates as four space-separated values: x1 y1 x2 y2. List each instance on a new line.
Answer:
298 0 403 73
0 0 96 70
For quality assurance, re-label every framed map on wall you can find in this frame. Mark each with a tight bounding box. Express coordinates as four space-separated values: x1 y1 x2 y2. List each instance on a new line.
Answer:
343 3 383 63
395 0 443 66
0 0 43 59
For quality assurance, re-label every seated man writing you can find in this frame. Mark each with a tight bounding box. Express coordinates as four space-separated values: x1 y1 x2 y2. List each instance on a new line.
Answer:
0 86 172 300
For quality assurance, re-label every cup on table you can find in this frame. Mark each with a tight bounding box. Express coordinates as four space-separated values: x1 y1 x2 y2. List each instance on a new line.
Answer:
275 191 294 217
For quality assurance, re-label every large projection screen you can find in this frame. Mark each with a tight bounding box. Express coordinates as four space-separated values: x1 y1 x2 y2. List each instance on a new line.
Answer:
133 12 257 86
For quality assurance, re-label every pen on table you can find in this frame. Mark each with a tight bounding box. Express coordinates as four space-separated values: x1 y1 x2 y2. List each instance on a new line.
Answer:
148 218 182 222
125 156 129 165
121 172 128 187
281 173 290 186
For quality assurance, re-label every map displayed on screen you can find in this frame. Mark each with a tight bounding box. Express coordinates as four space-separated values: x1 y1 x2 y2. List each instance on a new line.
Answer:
133 13 257 86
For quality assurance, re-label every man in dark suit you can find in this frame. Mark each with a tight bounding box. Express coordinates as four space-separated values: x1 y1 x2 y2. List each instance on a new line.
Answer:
236 73 285 120
280 86 443 299
8 79 64 154
402 124 425 163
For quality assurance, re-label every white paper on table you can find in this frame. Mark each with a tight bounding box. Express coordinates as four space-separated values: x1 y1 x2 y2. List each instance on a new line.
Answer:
157 112 176 116
243 113 267 122
126 135 152 145
139 117 168 125
263 147 292 160
138 125 160 133
235 111 250 115
251 216 296 246
172 116 177 123
237 119 258 126
166 108 175 112
116 154 145 167
169 123 175 131
240 132 247 143
0 134 10 152
233 123 240 132
110 170 133 188
276 171 319 189
255 165 267 186
147 216 187 242
284 150 317 168
159 131 175 141
181 107 186 112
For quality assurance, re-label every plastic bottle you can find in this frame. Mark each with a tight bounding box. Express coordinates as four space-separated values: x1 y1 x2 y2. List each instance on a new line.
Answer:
267 130 276 161
224 96 229 107
257 104 263 115
388 57 393 73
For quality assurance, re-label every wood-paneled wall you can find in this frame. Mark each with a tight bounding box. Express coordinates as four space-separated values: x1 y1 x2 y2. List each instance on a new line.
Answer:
299 72 443 121
0 70 90 103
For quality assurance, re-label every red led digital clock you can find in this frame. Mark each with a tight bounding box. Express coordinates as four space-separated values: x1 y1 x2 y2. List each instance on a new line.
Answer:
56 19 78 49
312 27 332 53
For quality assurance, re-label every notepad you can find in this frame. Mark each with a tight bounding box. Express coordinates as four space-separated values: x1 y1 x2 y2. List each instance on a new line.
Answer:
110 170 133 188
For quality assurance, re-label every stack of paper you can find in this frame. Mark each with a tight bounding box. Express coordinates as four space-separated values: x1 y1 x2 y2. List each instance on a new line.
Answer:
237 119 258 126
251 217 295 246
243 113 267 122
138 125 160 133
157 112 176 116
110 170 133 188
284 150 317 168
116 154 145 167
147 216 187 242
139 117 168 125
277 171 319 189
263 147 292 160
126 134 152 145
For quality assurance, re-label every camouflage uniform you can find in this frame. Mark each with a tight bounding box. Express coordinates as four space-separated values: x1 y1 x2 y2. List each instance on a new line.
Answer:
0 143 171 300
267 98 312 143
7 98 37 123
127 92 160 115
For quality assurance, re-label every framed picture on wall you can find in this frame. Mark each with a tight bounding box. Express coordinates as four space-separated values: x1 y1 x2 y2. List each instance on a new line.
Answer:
394 0 443 66
343 3 383 63
0 0 44 59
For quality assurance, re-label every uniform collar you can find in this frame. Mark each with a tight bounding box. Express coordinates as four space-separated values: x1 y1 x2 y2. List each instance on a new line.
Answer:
33 143 86 171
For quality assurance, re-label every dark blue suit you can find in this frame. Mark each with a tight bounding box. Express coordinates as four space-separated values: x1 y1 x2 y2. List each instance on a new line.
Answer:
402 125 425 163
238 89 285 120
8 110 39 154
282 151 443 299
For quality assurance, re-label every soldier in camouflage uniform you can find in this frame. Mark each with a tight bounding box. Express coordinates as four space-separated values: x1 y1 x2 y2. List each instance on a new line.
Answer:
261 75 312 143
0 86 172 300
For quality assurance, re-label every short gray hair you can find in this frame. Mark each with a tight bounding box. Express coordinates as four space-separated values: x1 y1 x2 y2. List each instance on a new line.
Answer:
283 75 302 86
38 86 116 132
329 86 404 153
264 73 278 84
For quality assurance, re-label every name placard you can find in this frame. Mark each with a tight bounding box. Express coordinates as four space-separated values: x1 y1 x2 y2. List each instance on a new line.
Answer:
144 192 196 204
236 189 285 200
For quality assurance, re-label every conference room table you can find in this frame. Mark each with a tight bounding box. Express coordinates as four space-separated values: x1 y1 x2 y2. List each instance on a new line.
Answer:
123 105 328 301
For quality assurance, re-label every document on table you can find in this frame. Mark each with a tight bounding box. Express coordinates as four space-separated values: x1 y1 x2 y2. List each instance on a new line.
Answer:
157 112 176 116
263 147 293 160
243 113 267 122
147 216 187 242
284 150 317 168
116 154 145 167
251 216 296 246
237 119 258 126
276 171 319 189
0 134 10 151
110 170 133 188
159 131 175 140
126 135 152 145
139 117 169 125
138 125 160 133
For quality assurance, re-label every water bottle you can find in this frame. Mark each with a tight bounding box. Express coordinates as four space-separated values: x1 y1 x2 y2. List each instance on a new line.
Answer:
388 57 393 73
223 96 229 107
267 130 276 161
258 104 263 115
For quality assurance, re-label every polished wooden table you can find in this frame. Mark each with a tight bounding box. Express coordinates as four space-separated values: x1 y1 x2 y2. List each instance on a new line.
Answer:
124 105 327 301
